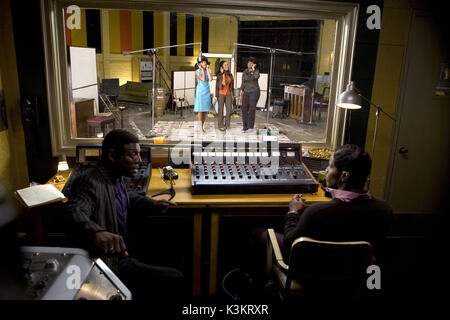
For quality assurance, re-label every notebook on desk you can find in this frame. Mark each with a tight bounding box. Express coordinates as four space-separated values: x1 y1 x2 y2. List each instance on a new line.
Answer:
15 184 67 208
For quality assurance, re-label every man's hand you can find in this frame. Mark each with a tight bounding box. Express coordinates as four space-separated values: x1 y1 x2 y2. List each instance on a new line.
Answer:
154 199 177 213
94 231 128 257
289 194 305 213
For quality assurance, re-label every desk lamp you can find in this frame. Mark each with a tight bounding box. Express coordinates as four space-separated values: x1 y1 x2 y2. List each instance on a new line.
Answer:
56 154 70 183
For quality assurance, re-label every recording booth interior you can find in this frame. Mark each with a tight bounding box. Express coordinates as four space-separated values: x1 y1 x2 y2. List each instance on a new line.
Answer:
0 0 448 303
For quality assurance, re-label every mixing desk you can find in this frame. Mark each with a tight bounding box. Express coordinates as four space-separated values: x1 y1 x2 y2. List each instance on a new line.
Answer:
190 142 318 194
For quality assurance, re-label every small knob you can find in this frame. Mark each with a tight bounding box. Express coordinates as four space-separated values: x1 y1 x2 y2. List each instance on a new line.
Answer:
45 258 59 272
398 146 409 154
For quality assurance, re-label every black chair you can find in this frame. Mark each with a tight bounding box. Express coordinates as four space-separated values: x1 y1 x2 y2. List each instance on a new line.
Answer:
266 229 375 300
313 83 330 121
272 98 290 119
99 78 121 123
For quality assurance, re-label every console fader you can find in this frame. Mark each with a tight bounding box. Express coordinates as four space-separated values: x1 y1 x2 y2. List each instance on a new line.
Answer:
191 142 318 194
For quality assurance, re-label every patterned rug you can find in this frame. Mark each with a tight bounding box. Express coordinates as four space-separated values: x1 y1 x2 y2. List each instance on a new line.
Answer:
148 121 291 143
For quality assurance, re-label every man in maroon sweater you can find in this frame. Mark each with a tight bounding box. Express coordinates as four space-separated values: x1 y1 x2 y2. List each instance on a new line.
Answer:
282 144 393 259
243 145 392 296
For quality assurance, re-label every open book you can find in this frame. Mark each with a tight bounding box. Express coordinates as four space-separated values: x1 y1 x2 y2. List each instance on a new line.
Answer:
15 184 67 208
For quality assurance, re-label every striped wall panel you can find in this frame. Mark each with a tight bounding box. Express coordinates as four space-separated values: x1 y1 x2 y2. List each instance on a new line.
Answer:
63 9 209 56
170 13 208 56
65 8 101 53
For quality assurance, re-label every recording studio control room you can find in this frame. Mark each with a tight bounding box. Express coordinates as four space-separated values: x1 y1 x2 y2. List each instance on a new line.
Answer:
0 0 448 312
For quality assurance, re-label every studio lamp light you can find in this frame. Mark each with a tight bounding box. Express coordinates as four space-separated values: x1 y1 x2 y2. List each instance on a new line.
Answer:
57 154 69 172
337 81 396 183
336 81 363 110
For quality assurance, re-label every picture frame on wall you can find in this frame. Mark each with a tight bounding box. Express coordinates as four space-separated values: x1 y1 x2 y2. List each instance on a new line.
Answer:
435 62 450 96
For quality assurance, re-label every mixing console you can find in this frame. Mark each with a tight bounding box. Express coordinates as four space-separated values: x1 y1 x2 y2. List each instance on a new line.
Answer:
190 143 318 194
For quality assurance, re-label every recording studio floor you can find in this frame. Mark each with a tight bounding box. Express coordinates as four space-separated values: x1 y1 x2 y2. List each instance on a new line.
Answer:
119 105 328 143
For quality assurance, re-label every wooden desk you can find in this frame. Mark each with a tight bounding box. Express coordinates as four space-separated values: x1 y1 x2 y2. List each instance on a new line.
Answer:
43 168 329 296
47 170 72 192
146 168 330 296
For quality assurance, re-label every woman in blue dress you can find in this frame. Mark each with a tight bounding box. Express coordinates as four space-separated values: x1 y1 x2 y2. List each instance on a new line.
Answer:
194 56 212 132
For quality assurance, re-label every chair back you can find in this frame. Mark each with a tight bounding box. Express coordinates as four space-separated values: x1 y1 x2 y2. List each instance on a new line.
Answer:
286 237 374 297
100 78 120 96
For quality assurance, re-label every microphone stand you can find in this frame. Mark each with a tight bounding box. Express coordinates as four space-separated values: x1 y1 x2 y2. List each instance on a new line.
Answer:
123 42 202 137
233 43 304 126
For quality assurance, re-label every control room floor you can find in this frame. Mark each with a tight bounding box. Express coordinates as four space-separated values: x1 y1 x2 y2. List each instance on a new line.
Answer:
114 104 328 144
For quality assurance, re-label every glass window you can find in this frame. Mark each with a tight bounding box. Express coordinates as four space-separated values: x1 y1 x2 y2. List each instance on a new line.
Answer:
41 1 358 156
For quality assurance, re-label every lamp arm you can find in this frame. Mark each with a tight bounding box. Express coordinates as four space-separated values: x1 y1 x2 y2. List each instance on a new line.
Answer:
359 94 396 122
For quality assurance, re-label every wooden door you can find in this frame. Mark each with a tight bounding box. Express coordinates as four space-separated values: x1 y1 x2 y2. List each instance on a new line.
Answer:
386 11 450 213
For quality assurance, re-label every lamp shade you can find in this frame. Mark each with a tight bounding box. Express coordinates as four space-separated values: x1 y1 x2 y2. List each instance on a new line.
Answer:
337 81 362 109
57 161 69 172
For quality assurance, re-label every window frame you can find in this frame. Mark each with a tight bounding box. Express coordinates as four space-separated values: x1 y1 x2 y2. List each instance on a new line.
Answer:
40 0 359 157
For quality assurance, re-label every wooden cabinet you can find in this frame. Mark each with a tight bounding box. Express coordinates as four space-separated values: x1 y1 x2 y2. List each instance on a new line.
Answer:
70 98 95 137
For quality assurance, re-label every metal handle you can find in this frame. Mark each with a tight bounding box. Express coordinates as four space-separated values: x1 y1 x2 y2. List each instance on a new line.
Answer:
398 146 408 154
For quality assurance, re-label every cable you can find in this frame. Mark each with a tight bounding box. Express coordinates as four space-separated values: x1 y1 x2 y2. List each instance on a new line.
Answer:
221 268 252 301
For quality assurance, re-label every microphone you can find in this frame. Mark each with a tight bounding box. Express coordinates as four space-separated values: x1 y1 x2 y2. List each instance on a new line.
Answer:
197 48 202 62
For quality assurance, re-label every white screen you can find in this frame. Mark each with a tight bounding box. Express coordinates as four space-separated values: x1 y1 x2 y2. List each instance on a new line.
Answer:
69 46 97 90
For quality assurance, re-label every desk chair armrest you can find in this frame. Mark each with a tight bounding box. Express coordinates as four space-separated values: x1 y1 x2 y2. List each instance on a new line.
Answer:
266 228 289 274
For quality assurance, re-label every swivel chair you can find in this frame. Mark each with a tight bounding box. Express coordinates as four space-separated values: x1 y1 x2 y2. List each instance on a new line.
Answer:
266 229 374 300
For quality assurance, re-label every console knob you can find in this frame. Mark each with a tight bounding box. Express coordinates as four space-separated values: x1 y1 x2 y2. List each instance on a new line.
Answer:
45 258 59 272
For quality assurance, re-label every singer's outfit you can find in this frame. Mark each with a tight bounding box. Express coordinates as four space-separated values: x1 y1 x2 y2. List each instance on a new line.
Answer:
215 71 234 129
240 68 260 130
194 68 212 112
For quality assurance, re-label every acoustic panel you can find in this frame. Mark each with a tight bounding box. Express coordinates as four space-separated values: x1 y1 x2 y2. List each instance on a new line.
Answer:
185 71 196 88
257 91 267 109
259 73 268 91
173 88 185 100
185 89 195 105
235 72 268 92
209 79 216 97
173 71 185 90
69 46 97 90
236 72 243 89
